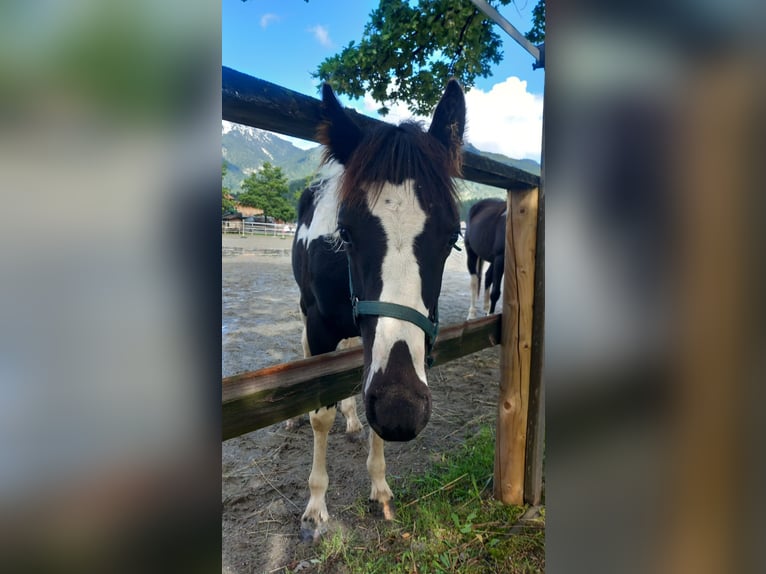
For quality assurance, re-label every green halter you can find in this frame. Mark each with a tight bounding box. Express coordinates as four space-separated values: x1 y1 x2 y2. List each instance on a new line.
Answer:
346 252 439 368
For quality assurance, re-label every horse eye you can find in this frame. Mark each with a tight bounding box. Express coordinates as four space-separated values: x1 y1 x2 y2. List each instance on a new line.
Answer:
338 226 352 245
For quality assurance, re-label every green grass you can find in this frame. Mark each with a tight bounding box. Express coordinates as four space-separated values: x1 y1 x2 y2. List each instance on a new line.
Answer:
293 426 544 573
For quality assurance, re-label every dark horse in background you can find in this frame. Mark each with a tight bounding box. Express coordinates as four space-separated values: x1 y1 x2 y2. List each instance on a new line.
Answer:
291 80 465 538
464 198 506 320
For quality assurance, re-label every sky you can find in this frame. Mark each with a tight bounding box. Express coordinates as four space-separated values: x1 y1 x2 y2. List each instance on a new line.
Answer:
222 0 544 161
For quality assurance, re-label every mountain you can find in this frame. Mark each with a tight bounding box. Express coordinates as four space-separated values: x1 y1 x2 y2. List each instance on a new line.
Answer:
222 121 324 192
222 122 540 205
464 142 540 176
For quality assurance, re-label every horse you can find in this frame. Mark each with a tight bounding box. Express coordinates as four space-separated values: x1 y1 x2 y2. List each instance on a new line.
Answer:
464 198 507 320
291 80 465 539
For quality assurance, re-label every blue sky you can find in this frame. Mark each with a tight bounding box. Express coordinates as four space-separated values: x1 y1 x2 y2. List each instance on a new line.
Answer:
223 0 544 160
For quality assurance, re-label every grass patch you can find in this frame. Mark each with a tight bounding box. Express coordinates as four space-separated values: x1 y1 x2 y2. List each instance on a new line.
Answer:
294 426 544 573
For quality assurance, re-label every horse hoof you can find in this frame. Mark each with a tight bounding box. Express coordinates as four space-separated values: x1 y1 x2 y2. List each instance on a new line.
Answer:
369 498 396 520
299 527 320 543
299 518 328 543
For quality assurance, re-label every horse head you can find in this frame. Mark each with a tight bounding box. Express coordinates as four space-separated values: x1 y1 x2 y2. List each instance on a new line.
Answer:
318 81 465 441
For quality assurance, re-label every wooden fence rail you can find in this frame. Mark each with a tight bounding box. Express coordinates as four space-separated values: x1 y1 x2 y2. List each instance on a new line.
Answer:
223 315 501 440
223 67 540 191
222 67 544 506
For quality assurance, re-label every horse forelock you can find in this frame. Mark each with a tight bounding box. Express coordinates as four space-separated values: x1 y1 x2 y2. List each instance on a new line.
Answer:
326 121 461 220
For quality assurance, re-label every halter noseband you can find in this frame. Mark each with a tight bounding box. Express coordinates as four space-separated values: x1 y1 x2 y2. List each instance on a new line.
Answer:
346 252 439 368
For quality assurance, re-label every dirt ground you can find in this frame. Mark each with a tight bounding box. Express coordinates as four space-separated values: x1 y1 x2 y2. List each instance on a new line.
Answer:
222 233 502 574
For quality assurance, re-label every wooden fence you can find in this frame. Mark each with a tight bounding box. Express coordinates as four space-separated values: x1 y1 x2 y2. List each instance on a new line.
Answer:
222 221 296 236
221 67 544 506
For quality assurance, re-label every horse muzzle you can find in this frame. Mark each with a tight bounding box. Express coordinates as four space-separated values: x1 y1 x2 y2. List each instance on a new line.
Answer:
363 341 432 442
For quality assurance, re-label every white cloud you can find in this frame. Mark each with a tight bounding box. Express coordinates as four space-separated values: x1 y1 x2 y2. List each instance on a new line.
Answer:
360 92 428 126
260 13 279 28
354 77 429 125
352 76 543 162
308 24 332 47
463 77 543 161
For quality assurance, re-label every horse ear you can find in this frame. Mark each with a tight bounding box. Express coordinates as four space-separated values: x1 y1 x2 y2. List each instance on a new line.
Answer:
318 84 362 165
428 79 466 156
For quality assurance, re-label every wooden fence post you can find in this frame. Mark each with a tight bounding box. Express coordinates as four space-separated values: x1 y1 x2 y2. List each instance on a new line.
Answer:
524 179 545 506
494 187 539 505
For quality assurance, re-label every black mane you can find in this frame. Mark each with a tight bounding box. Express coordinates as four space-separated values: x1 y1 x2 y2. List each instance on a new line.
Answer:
321 120 461 220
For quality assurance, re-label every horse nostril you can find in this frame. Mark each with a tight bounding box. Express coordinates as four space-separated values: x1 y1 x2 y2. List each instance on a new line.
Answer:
365 382 432 442
363 341 433 441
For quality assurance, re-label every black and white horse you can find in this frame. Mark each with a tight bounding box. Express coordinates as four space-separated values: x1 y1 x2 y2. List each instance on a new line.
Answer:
465 198 507 319
291 80 465 538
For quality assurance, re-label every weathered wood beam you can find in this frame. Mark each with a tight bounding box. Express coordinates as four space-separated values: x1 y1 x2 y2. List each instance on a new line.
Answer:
461 153 539 191
495 187 539 505
222 67 539 191
524 102 546 506
468 0 541 64
222 315 501 441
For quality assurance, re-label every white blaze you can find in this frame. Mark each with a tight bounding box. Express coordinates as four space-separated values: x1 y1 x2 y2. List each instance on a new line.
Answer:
295 170 342 247
364 180 429 392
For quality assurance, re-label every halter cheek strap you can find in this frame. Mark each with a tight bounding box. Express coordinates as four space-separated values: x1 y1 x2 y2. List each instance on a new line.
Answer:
346 252 439 368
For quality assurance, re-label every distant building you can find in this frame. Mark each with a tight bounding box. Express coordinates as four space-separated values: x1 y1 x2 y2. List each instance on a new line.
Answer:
222 204 276 233
235 204 264 218
222 211 244 233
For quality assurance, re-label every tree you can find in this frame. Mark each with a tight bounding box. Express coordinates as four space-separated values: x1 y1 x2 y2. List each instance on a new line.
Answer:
239 1 544 114
288 175 312 204
239 162 296 222
314 0 545 115
222 161 236 214
526 0 545 44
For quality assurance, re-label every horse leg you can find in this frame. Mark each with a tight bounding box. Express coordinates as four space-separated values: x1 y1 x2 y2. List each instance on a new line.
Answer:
466 248 483 320
483 263 493 315
301 404 336 540
335 338 364 438
367 429 394 520
489 255 504 314
285 306 312 430
339 396 363 435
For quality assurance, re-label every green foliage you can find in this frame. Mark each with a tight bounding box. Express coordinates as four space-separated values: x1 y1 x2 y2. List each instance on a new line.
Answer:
239 162 296 222
315 0 499 116
314 0 545 116
222 190 236 215
526 0 546 44
238 1 545 115
288 175 312 204
222 161 236 214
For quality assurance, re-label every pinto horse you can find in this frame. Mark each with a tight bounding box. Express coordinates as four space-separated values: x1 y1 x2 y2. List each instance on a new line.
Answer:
464 198 507 320
291 80 465 538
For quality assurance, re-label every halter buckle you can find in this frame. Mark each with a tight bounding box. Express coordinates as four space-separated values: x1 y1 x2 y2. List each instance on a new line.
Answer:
351 295 360 323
